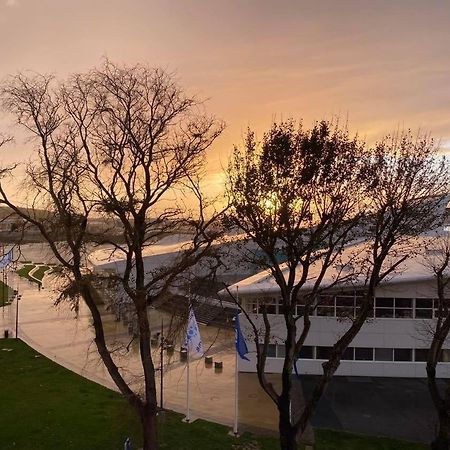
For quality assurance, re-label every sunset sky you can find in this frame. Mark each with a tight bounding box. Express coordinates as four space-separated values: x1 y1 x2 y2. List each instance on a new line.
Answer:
1 0 450 196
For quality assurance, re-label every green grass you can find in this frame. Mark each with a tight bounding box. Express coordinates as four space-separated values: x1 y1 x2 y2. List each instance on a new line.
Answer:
316 429 427 450
16 264 36 283
0 339 142 450
0 280 12 306
16 264 53 285
0 340 428 450
32 265 51 281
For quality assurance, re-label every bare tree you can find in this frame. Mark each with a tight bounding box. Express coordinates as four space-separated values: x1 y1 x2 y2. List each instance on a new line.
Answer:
0 61 224 450
423 233 450 450
226 122 450 450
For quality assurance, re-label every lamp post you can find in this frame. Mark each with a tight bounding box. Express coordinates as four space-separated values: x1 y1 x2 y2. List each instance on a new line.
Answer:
160 319 164 411
15 294 21 339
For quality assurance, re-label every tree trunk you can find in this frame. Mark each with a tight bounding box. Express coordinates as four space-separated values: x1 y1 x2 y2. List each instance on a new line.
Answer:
432 409 450 450
141 406 158 450
428 347 450 450
279 428 298 450
278 399 298 450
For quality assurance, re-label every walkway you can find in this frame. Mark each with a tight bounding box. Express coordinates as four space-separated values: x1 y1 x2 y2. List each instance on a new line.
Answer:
0 272 283 435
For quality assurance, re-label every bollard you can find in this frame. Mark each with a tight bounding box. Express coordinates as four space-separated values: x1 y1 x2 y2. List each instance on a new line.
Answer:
127 323 134 335
124 437 132 450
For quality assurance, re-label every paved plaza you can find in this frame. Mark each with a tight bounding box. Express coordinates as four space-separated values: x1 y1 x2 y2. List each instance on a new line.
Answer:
301 375 439 443
0 271 285 435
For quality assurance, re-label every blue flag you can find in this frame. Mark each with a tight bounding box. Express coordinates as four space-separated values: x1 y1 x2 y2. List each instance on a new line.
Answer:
234 314 250 361
0 249 13 269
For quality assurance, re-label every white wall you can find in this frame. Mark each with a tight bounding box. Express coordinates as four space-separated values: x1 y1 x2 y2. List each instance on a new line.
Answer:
238 353 450 378
239 287 450 378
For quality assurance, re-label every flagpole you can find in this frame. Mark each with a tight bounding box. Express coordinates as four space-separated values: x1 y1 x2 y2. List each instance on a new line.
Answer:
186 339 190 422
160 318 164 411
183 274 204 424
1 244 4 319
186 280 191 423
233 285 239 436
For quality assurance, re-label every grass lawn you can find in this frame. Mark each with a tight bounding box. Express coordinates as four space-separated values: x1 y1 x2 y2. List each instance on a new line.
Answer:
315 429 427 450
0 340 428 450
16 264 37 283
16 264 53 285
0 280 12 306
32 265 51 282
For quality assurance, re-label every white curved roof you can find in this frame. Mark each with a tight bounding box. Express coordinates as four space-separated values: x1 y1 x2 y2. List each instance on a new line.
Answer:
222 230 450 297
88 234 195 268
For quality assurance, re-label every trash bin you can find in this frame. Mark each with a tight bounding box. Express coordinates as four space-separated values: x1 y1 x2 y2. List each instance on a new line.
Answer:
4 329 9 339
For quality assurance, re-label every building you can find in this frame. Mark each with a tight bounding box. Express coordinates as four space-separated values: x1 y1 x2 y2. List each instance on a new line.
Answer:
223 231 450 378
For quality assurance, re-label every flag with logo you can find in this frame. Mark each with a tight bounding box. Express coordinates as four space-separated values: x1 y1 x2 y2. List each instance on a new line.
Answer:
184 306 203 359
234 313 250 361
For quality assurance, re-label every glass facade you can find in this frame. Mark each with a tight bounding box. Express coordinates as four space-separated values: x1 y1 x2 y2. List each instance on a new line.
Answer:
248 294 440 320
258 343 450 363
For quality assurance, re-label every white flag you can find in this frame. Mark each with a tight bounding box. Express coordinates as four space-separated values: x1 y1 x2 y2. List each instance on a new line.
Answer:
184 307 203 359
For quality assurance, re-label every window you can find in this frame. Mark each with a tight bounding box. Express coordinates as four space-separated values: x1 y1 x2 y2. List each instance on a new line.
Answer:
394 298 413 318
415 298 433 319
377 297 394 308
291 346 437 363
375 348 393 361
440 349 450 362
394 348 412 362
277 344 286 358
250 295 440 320
258 343 277 357
259 297 277 315
414 349 428 362
297 346 314 359
249 299 259 314
375 297 394 318
295 297 309 316
267 344 277 357
336 295 354 318
341 347 354 361
433 300 450 319
355 294 373 318
355 347 373 361
316 346 332 359
317 295 335 317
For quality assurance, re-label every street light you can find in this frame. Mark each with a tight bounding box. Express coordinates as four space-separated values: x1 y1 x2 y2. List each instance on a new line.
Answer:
15 294 21 339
